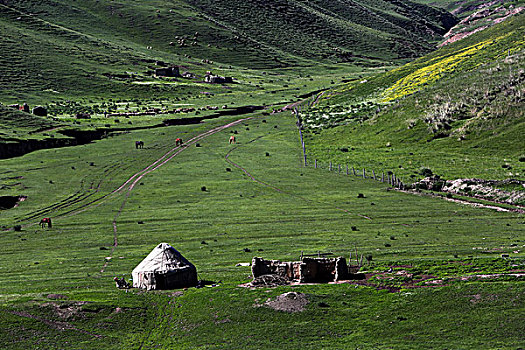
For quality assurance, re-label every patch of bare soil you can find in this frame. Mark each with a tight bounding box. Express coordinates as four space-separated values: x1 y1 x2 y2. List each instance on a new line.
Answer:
8 308 102 338
41 300 90 321
264 292 309 313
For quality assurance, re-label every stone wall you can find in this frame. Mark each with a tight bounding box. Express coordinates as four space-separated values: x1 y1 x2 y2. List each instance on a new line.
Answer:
251 256 352 283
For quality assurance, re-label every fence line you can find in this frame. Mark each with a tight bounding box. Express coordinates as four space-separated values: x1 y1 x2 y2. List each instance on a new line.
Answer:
294 109 404 189
310 159 406 189
294 107 307 167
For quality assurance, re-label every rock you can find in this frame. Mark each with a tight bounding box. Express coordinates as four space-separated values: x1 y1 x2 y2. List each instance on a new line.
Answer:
32 106 47 117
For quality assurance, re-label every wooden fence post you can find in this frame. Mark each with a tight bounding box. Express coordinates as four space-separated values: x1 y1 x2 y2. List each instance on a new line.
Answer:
363 169 366 178
329 162 332 171
315 159 317 168
338 164 341 173
372 170 376 180
346 165 349 175
352 167 356 176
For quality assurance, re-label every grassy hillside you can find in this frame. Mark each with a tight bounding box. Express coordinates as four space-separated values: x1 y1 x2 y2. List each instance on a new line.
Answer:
0 0 456 103
0 109 523 349
301 14 525 181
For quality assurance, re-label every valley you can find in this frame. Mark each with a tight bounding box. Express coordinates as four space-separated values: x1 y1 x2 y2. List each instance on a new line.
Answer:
0 1 523 349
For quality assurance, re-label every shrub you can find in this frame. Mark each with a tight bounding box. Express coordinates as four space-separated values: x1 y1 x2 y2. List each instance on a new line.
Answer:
419 167 433 177
201 186 207 191
13 225 22 232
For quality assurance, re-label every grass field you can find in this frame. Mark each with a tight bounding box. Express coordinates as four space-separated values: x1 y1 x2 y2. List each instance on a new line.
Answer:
0 109 523 349
1 1 524 348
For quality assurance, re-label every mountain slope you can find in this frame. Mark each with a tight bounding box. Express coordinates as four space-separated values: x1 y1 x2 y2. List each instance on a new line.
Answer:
301 14 525 180
0 0 456 102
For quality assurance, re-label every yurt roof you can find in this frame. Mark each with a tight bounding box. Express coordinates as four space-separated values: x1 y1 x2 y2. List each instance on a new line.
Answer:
132 243 194 274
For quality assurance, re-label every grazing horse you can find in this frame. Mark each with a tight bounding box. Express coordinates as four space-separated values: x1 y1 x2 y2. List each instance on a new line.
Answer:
135 141 144 149
229 135 236 144
175 138 183 146
40 217 52 228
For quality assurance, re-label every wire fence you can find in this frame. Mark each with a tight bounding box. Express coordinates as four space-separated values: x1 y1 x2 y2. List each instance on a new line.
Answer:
293 108 406 190
309 159 407 189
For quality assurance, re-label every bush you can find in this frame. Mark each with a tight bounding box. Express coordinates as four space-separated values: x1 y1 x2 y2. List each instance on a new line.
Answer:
13 225 22 232
419 167 433 177
201 186 207 191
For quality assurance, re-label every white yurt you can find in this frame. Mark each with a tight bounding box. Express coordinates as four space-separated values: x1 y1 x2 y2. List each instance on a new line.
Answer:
132 243 198 290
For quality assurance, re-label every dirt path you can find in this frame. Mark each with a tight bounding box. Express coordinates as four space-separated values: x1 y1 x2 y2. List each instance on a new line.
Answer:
6 117 255 273
398 189 525 214
96 118 253 273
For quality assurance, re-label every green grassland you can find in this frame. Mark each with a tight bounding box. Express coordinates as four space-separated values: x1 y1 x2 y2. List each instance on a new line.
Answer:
1 1 524 349
301 14 525 181
0 109 523 349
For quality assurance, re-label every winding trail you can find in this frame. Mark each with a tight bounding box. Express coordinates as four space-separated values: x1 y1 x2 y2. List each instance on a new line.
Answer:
95 118 253 273
7 117 254 272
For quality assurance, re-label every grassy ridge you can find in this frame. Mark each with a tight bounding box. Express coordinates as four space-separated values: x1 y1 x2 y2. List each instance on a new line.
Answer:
301 14 525 180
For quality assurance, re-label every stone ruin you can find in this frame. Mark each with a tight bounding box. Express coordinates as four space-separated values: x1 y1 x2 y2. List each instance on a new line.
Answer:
204 72 233 84
251 256 361 284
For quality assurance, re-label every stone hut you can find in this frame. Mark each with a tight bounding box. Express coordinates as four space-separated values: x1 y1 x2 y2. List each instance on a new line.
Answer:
204 73 233 84
155 66 181 77
251 256 352 283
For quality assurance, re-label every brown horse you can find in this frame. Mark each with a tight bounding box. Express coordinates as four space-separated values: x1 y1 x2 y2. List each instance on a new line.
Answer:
229 135 236 144
135 141 144 149
40 217 52 228
175 138 183 146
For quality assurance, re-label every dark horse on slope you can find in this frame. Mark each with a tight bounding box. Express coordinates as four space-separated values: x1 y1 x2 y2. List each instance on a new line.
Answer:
40 217 52 228
135 141 144 149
